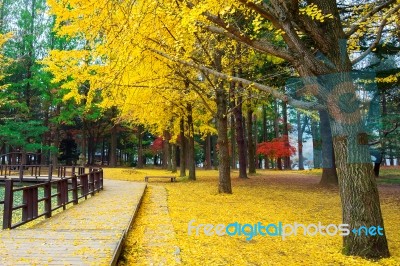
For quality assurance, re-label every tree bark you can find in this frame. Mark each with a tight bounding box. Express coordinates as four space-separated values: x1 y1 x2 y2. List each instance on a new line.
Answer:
273 100 282 170
282 101 291 169
171 143 177 173
230 112 236 169
204 134 212 170
319 110 338 186
163 130 171 170
246 108 256 174
211 135 218 170
179 118 186 177
215 50 232 193
110 125 117 167
216 84 232 193
311 118 322 168
334 135 389 258
297 112 304 170
233 93 247 178
187 104 196 180
329 80 389 258
136 125 143 169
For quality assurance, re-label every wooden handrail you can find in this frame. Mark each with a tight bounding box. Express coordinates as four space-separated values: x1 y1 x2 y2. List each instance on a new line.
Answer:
1 167 104 229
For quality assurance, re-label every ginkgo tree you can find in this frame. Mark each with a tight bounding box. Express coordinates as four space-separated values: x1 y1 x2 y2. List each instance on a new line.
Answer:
45 0 400 259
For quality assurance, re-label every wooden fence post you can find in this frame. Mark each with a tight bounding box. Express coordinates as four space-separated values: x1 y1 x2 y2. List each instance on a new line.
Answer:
48 165 53 181
3 179 13 229
72 175 78 205
19 166 23 182
44 181 52 218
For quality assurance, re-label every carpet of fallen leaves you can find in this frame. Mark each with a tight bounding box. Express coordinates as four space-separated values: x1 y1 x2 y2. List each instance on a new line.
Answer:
104 168 400 265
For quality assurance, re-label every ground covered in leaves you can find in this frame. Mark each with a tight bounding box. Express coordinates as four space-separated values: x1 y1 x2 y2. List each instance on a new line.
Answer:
104 167 400 265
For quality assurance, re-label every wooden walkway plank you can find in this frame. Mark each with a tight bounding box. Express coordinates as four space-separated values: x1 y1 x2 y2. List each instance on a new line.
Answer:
0 179 146 266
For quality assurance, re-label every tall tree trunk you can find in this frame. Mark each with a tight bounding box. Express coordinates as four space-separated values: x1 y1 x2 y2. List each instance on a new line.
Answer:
187 104 196 180
204 134 212 170
215 51 231 193
311 118 322 168
171 144 177 173
297 112 304 170
262 105 269 169
25 0 36 111
136 125 143 169
230 113 236 169
246 108 256 174
374 91 388 177
110 125 117 167
211 135 218 170
273 100 282 170
282 101 291 169
334 133 388 258
179 118 186 177
163 130 171 170
81 126 87 166
216 85 232 193
319 110 338 185
328 78 389 258
229 79 236 169
234 94 247 178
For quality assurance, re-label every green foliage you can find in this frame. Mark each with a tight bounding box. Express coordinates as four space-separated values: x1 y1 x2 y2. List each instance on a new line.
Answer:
0 120 48 151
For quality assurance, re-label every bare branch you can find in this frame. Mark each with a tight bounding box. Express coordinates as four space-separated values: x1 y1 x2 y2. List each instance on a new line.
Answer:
369 122 399 145
351 4 400 65
345 0 396 37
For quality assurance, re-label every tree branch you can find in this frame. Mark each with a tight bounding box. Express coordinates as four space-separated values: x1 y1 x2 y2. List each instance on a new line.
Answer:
198 14 296 63
351 3 400 65
369 122 399 145
148 47 326 111
345 0 396 37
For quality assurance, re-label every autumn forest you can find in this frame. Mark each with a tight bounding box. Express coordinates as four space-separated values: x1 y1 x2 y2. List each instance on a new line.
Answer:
0 0 400 264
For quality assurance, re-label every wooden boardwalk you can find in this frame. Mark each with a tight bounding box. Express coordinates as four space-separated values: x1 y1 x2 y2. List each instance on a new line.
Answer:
0 179 146 265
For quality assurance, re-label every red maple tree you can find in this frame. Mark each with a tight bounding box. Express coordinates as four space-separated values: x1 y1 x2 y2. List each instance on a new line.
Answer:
256 135 296 159
150 137 163 154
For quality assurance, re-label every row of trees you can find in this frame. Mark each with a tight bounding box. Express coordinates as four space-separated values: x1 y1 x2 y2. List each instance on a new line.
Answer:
0 0 399 259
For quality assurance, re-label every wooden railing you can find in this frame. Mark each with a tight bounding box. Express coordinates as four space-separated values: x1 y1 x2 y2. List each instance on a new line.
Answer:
0 165 87 182
0 165 53 181
1 167 103 229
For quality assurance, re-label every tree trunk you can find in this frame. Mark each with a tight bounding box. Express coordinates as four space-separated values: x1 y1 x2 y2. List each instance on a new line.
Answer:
273 100 282 170
319 110 338 185
334 135 389 258
262 105 269 169
230 112 236 169
171 144 177 173
214 50 231 193
311 118 322 168
234 94 247 178
187 104 196 180
329 83 389 258
137 125 143 169
211 135 218 170
282 101 291 169
204 134 212 170
246 108 256 174
297 112 304 170
110 125 117 167
179 118 186 177
216 85 232 193
163 130 171 170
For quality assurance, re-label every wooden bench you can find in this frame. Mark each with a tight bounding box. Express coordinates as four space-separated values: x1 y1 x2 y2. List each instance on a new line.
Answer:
144 176 176 182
